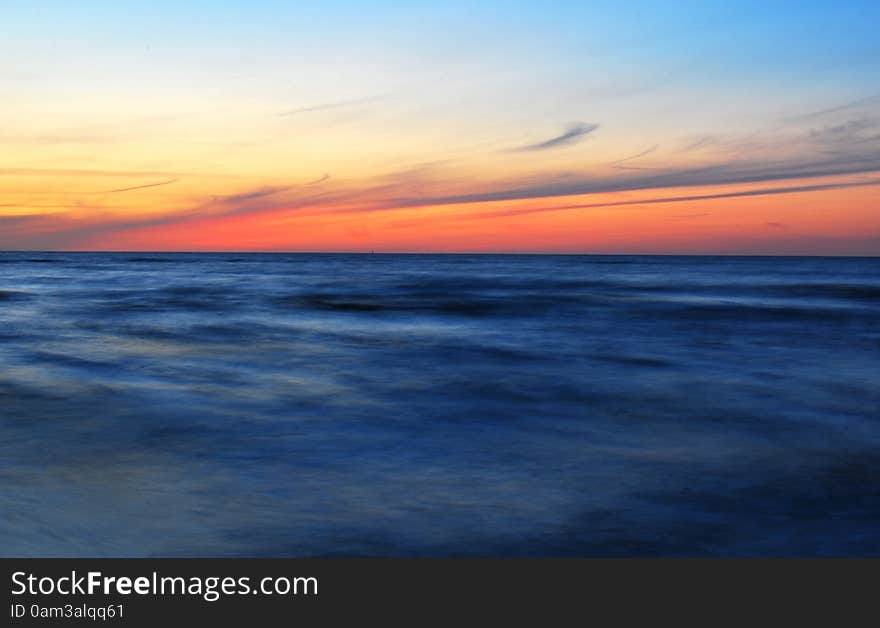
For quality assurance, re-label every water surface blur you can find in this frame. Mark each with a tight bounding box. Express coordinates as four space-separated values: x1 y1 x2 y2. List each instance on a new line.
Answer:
1 253 878 556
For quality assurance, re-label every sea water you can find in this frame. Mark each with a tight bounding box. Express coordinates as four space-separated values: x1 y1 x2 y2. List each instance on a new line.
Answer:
1 253 878 556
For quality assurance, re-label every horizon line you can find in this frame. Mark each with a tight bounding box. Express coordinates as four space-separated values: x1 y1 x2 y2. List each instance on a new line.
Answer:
0 250 877 258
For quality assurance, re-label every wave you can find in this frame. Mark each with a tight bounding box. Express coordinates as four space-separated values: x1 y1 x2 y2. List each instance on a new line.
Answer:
278 292 564 316
768 283 880 302
0 290 30 301
88 286 248 313
639 301 862 322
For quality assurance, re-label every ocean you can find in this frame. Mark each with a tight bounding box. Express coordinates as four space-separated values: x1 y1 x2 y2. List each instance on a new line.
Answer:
1 252 878 556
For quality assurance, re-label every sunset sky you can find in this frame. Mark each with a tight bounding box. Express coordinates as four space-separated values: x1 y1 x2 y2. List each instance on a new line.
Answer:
2 1 879 253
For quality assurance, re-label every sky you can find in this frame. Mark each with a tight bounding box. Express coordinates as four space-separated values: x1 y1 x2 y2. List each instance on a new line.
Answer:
2 0 879 253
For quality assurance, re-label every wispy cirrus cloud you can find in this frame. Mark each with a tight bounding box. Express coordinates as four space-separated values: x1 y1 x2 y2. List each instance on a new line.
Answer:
307 173 330 185
507 122 599 152
390 139 880 209
93 179 179 194
212 186 291 205
808 118 880 149
456 178 880 221
788 92 880 121
0 177 339 249
275 96 386 117
611 144 660 170
0 167 190 178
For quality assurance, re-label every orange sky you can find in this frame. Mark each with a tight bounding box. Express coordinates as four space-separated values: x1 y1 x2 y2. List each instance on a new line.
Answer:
37 173 873 255
3 2 879 254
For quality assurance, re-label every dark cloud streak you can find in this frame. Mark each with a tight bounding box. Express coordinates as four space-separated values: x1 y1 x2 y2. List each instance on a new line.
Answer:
790 92 880 120
275 97 384 117
508 122 598 152
94 179 178 194
611 145 660 170
392 154 880 208
612 145 659 164
463 178 880 220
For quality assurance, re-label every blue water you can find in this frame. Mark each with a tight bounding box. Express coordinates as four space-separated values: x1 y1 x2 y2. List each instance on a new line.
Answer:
1 252 878 556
